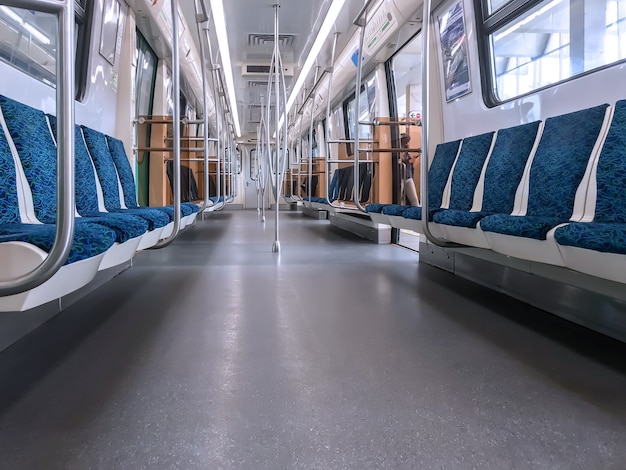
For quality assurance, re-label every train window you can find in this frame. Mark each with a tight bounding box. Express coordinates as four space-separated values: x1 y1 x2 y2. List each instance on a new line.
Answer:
345 74 377 141
0 1 91 101
391 33 422 121
480 0 626 103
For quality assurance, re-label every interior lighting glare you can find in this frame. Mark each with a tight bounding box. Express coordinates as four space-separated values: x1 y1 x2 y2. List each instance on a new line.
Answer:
209 0 241 137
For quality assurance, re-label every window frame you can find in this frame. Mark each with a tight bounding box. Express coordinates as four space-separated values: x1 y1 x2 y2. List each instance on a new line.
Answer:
475 0 626 107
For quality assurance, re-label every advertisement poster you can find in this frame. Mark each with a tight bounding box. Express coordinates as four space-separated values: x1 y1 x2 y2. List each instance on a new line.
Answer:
438 1 471 101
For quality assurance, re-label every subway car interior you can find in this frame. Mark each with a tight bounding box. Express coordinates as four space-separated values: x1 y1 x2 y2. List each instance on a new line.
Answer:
0 0 625 467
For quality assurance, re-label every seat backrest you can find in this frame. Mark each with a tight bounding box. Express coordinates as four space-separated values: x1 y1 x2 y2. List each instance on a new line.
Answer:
82 126 125 212
443 132 495 211
48 115 103 217
587 100 626 224
0 107 22 225
477 121 542 214
427 139 461 209
524 103 609 219
0 95 59 224
106 135 139 209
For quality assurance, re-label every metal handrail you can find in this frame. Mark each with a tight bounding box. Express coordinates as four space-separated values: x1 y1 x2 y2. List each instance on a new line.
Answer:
307 66 320 204
351 9 368 212
0 0 75 297
195 4 210 212
353 0 377 25
420 0 457 247
205 29 224 212
152 0 181 247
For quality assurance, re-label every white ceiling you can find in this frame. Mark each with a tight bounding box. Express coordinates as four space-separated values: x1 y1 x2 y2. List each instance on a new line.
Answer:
179 0 369 138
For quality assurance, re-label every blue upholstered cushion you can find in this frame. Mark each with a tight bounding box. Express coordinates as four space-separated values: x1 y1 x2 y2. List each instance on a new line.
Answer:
76 214 148 243
448 132 494 210
480 214 565 240
526 104 608 219
365 203 387 213
105 135 139 209
402 206 423 220
481 121 541 214
593 100 626 224
433 209 490 228
554 223 626 255
109 207 170 230
47 116 102 216
382 204 409 216
428 140 461 208
0 222 116 264
0 114 21 224
183 202 199 213
81 126 124 212
0 95 59 224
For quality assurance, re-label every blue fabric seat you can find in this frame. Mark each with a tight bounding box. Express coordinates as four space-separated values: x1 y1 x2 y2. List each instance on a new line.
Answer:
79 126 176 228
555 99 626 255
106 135 199 215
0 96 150 245
382 204 409 216
481 104 609 240
0 101 116 264
433 121 541 228
555 223 626 255
0 223 117 264
444 131 495 211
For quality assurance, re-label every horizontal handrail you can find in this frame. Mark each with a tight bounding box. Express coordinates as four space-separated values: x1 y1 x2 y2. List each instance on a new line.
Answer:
327 138 375 144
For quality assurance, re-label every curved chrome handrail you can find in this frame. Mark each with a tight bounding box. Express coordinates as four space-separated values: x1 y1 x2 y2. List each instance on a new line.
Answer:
152 0 182 247
195 4 210 213
0 0 75 296
351 12 368 212
420 0 458 247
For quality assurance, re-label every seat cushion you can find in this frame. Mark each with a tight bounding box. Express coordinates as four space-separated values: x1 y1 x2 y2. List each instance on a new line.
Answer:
76 214 149 243
555 222 626 255
382 204 409 216
0 223 116 264
401 206 422 220
109 207 170 230
480 214 565 240
433 209 491 228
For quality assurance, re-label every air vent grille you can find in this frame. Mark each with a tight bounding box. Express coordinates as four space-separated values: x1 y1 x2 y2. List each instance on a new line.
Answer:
247 33 296 48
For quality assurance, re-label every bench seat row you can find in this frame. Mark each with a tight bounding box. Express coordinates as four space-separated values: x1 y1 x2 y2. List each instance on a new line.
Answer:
0 95 199 311
366 101 626 285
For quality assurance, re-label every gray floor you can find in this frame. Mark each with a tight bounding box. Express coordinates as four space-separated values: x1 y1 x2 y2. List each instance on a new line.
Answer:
0 210 625 469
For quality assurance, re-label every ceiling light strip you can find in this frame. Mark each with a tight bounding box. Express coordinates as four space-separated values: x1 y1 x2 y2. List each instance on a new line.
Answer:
209 0 241 137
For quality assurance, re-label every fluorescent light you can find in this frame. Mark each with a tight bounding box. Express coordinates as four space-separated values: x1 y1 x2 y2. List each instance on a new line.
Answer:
209 0 241 137
284 0 346 119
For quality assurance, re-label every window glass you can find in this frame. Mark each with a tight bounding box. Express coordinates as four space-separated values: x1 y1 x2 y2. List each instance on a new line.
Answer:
486 0 514 14
345 74 377 141
487 0 626 102
0 1 90 99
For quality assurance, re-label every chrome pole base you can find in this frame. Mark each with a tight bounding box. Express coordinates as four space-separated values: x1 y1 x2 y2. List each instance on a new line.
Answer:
272 240 281 252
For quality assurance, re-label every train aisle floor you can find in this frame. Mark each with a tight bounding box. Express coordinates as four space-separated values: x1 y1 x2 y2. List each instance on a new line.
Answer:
0 210 625 469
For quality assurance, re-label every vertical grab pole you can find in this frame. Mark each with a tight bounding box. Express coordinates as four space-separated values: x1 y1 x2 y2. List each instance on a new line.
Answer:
0 0 75 295
419 0 453 246
352 12 367 212
308 66 320 205
324 32 339 204
153 0 181 247
195 4 210 214
272 3 281 252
